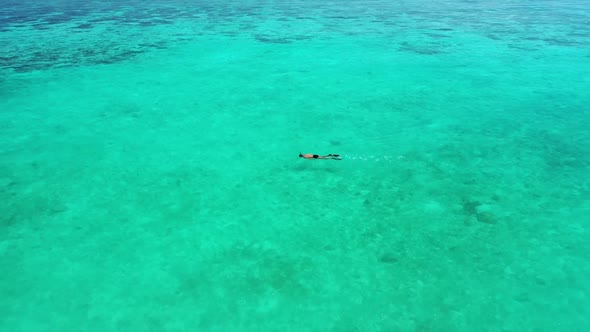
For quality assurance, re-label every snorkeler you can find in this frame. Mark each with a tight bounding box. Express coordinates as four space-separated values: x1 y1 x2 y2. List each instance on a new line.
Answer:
299 153 342 160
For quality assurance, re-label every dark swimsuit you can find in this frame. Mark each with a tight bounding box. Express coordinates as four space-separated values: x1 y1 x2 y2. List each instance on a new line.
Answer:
313 154 319 158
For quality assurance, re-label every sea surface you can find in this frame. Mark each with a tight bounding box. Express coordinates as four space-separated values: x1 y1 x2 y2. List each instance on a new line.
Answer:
1 0 589 331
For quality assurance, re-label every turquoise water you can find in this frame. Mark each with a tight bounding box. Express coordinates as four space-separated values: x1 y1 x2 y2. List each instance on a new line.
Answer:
1 0 589 330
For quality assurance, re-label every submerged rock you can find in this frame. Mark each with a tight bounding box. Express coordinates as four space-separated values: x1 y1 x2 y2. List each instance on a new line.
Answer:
475 204 498 224
476 211 497 224
379 253 399 264
462 199 499 225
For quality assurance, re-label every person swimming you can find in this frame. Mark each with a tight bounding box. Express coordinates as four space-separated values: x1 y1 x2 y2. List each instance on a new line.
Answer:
299 153 341 160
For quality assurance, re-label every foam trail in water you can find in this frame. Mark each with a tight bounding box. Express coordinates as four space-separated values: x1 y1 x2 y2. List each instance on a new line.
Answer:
340 154 406 162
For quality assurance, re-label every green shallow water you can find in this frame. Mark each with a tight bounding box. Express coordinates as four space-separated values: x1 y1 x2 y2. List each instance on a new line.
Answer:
1 0 589 331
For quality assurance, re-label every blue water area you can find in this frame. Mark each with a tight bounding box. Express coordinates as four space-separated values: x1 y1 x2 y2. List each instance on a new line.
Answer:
1 0 589 331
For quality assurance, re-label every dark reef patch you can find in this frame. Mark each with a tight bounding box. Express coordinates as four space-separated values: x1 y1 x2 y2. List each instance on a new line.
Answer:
507 43 539 52
0 55 18 63
543 37 585 47
74 23 93 29
293 35 312 41
462 199 480 216
1 44 148 73
10 63 48 73
89 16 119 23
325 16 358 20
32 24 51 30
1 15 30 25
255 35 292 44
425 32 451 39
399 42 445 55
44 15 73 25
138 21 158 27
434 27 453 31
2 0 587 73
138 41 167 49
